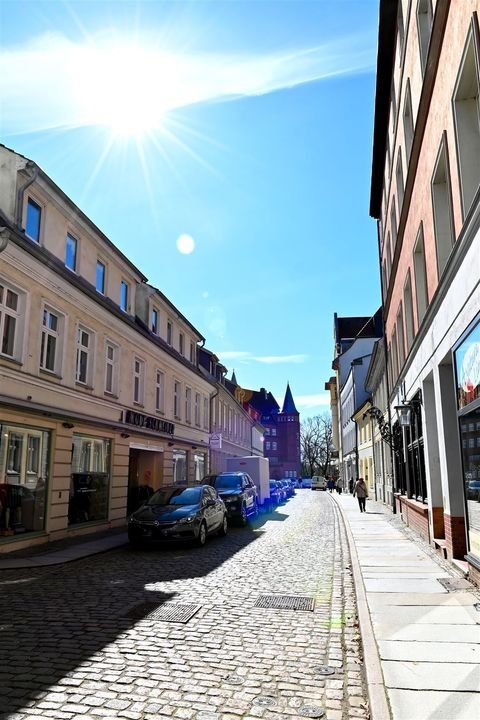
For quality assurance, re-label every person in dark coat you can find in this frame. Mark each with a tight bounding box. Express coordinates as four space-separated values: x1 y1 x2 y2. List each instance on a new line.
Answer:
353 477 368 512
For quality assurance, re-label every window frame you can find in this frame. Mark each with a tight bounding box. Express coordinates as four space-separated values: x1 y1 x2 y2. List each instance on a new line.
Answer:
167 319 173 346
120 280 129 313
39 305 62 375
413 223 429 326
75 325 94 386
96 260 106 295
431 132 455 280
104 340 119 396
151 307 159 335
0 280 23 361
185 386 192 424
25 196 42 243
155 369 165 413
133 356 145 405
174 380 181 419
65 232 78 272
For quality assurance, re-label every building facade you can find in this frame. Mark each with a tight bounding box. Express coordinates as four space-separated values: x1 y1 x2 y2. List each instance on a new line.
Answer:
243 384 301 480
370 1 480 580
0 144 214 552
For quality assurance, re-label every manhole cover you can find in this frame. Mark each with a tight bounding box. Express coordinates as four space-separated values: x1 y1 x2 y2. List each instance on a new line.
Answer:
254 595 315 612
438 578 471 592
253 696 276 707
299 706 325 718
126 602 201 623
224 675 244 685
312 665 335 676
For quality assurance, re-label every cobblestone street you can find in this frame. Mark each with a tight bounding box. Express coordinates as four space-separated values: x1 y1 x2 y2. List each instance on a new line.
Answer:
0 491 369 720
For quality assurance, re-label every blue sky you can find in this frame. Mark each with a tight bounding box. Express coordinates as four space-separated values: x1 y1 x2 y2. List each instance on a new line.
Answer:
0 0 381 418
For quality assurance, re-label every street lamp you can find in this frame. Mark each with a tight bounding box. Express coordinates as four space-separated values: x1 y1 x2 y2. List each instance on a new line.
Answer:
395 404 412 427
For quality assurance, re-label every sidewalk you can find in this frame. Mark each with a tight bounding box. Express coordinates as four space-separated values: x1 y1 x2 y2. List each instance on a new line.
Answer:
0 528 128 569
334 493 480 720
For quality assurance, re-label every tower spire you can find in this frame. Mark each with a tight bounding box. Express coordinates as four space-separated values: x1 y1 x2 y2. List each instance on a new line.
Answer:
282 382 298 413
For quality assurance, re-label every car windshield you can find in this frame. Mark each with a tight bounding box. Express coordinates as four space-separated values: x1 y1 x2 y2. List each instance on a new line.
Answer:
214 474 242 490
147 487 202 506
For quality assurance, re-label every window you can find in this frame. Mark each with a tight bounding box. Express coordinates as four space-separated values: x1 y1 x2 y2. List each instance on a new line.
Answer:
65 233 77 271
25 198 41 242
155 370 165 412
40 307 60 373
70 435 111 525
76 327 93 385
391 80 397 127
0 282 20 358
397 304 405 369
386 232 392 286
397 0 405 61
195 392 200 426
203 397 209 429
120 280 129 312
105 341 118 395
396 151 405 213
417 0 433 75
391 197 398 250
382 259 388 298
167 320 173 346
391 327 399 382
151 308 159 334
403 270 415 352
179 332 184 356
96 261 105 294
190 341 195 363
265 441 271 451
403 80 414 164
133 357 144 404
185 386 192 423
431 136 455 278
271 428 277 436
174 381 181 418
272 441 277 451
413 224 428 325
453 26 480 219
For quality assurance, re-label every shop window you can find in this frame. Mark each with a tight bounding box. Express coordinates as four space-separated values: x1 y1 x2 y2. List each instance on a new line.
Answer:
431 136 455 278
69 435 111 525
40 306 63 374
0 281 22 360
194 453 206 483
453 25 480 219
173 449 187 484
0 425 50 537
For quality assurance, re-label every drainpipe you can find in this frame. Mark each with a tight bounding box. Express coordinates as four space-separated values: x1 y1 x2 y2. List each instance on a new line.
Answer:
16 161 39 229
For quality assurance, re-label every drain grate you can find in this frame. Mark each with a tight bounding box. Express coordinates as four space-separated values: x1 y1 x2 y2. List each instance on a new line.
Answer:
299 706 325 718
252 696 276 707
126 602 201 623
312 665 335 676
438 578 471 592
254 595 315 612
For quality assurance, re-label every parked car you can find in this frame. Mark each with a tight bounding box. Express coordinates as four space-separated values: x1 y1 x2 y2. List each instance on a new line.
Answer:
288 479 297 496
269 479 281 508
281 479 293 498
275 479 287 503
301 478 312 488
312 476 327 491
466 478 480 500
203 471 258 524
128 484 227 547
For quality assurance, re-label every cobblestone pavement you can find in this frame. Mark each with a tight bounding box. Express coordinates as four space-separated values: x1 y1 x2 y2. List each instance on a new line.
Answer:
0 490 369 720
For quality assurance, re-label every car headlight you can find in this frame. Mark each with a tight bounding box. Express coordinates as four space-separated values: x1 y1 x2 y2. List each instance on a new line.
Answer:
128 515 138 524
178 515 196 524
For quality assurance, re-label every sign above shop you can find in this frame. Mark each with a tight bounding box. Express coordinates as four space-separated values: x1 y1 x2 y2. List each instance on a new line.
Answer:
454 319 480 410
123 410 174 435
209 432 222 449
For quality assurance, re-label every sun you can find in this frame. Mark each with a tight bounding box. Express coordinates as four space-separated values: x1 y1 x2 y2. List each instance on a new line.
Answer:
75 44 180 137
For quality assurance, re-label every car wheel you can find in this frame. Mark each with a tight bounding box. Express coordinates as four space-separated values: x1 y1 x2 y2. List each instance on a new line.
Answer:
218 514 228 536
240 504 248 526
197 521 207 546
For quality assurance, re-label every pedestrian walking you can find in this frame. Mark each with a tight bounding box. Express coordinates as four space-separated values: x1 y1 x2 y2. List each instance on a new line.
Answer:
348 478 354 494
327 477 335 493
336 477 343 495
353 477 368 512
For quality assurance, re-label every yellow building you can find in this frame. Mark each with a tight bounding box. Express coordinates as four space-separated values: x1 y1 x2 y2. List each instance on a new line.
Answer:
353 400 374 496
0 144 214 552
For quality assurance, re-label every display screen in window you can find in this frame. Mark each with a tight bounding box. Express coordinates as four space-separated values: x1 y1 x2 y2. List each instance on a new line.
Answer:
455 321 480 409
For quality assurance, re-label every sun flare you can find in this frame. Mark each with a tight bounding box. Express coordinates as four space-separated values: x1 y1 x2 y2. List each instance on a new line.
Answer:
74 44 181 137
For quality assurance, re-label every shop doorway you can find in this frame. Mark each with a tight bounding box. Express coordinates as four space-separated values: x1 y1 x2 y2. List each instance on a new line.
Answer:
127 446 164 515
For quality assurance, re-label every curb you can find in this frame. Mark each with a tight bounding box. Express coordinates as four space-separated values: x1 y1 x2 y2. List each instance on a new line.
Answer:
331 495 391 720
0 533 129 570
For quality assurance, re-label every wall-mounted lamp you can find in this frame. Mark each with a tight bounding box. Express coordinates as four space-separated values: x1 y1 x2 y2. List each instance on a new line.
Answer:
191 445 197 450
168 441 174 447
395 391 423 428
62 422 74 429
120 432 130 439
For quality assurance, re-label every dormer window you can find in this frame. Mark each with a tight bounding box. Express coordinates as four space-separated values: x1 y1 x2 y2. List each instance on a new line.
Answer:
151 307 159 334
120 280 128 312
26 198 41 242
167 320 173 345
179 332 184 356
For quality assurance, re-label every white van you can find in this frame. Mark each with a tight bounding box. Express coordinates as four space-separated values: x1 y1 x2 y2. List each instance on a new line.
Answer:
311 476 327 491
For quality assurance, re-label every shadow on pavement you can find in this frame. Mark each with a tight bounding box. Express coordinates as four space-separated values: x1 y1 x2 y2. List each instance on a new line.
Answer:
0 524 260 718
